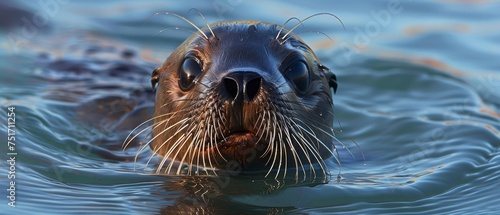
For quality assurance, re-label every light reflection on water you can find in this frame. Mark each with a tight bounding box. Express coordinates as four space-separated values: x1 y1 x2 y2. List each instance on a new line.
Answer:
1 0 499 214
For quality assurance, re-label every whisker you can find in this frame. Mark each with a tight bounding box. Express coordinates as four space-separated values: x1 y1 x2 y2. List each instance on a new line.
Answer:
188 8 216 38
261 109 274 159
277 114 286 179
152 11 208 40
288 118 326 178
333 119 364 162
131 114 184 167
148 119 190 173
282 30 334 45
265 112 279 178
200 116 211 175
291 118 334 175
280 113 307 180
206 118 218 175
174 124 201 175
301 115 361 162
294 119 341 176
276 17 302 40
153 26 197 37
122 110 187 150
279 114 296 179
281 13 345 41
164 131 191 174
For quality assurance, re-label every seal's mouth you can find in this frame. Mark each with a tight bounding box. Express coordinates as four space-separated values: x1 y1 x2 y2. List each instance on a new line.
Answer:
204 129 265 167
222 131 256 147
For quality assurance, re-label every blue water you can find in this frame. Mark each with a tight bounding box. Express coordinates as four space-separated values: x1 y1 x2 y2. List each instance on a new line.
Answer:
1 0 499 214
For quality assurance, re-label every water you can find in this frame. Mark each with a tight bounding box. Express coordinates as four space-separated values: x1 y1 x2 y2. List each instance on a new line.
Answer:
1 0 499 214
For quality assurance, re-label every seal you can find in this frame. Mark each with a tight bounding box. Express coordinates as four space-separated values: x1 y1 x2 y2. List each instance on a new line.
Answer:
128 13 341 179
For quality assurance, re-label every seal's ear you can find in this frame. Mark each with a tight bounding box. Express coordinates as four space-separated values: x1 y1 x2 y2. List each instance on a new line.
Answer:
320 64 338 93
151 68 160 90
329 72 338 94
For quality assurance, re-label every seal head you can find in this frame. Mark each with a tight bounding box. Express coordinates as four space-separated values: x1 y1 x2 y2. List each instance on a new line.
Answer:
150 21 338 176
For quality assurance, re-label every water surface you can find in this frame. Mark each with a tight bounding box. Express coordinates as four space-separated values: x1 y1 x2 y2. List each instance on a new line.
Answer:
1 0 499 214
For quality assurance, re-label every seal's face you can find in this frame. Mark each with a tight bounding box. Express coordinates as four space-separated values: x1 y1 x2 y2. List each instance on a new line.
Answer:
150 21 338 177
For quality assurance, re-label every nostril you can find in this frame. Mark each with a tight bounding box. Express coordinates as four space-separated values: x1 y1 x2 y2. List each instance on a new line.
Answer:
246 77 261 101
222 72 262 102
223 77 239 100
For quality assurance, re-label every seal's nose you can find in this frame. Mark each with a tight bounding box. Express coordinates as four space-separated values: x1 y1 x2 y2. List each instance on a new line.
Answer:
222 72 262 102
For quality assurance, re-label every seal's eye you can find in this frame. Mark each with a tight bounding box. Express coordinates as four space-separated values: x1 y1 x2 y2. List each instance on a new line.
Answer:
179 57 202 91
284 60 310 94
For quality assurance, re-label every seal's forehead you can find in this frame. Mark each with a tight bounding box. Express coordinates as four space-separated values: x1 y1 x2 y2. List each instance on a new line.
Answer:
207 21 312 54
185 21 311 54
204 22 284 72
211 21 279 38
